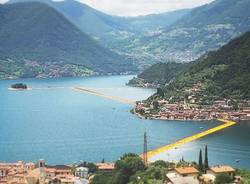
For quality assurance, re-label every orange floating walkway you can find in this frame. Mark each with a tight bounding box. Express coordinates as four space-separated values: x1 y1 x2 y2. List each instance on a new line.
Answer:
147 119 236 159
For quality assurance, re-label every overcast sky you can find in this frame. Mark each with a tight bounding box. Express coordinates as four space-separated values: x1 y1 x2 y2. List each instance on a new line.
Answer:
0 0 215 16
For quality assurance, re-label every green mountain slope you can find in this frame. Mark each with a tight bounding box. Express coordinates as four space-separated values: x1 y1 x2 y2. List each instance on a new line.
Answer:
150 31 250 103
0 2 136 79
128 62 188 87
7 0 190 69
139 0 250 63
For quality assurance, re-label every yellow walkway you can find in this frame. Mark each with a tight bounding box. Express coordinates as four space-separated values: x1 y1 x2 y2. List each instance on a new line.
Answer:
147 119 236 159
73 87 135 105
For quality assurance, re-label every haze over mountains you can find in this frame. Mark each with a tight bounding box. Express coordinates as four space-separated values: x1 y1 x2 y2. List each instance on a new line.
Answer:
7 0 193 69
139 0 250 63
19 0 249 69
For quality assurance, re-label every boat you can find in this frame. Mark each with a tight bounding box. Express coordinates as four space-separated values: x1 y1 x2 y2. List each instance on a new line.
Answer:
235 159 240 163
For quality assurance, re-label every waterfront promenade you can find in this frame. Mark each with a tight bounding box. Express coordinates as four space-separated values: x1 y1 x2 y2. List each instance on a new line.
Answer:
147 119 236 161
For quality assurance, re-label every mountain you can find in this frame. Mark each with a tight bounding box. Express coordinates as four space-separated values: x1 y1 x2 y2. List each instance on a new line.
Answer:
148 31 250 104
0 2 136 79
8 0 190 36
7 0 191 69
125 9 191 32
136 0 250 63
6 0 250 70
127 62 188 87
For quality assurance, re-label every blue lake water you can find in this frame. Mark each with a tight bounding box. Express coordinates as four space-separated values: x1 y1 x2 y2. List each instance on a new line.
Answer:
0 75 250 169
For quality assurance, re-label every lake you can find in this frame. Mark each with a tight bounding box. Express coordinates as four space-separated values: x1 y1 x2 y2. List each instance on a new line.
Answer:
0 75 250 169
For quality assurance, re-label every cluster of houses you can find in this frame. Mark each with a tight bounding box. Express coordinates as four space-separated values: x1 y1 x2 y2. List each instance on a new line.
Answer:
0 160 242 184
166 165 240 184
135 82 250 121
0 160 114 184
135 100 250 121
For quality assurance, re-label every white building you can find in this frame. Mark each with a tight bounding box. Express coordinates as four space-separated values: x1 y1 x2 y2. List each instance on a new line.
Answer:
75 167 89 179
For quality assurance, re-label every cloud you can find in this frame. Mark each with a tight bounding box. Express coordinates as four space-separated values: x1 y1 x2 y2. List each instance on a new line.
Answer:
79 0 215 16
0 0 215 16
0 0 8 3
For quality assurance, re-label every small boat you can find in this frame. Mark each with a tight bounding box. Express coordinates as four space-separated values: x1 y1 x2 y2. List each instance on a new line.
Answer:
235 159 240 163
200 127 204 129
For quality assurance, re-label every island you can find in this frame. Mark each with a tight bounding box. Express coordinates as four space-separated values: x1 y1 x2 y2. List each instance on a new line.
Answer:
9 83 29 90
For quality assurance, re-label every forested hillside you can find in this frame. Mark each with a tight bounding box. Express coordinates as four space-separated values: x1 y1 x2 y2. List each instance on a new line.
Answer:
0 2 136 79
128 63 188 87
151 31 250 103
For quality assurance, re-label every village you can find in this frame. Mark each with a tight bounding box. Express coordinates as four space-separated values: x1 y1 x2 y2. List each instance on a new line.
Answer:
0 159 244 184
0 159 115 184
134 83 250 121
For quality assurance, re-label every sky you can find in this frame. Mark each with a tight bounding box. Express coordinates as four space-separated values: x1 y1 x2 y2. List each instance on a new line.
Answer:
0 0 215 16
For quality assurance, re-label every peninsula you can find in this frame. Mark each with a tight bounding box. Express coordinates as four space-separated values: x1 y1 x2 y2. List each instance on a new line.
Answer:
132 31 250 121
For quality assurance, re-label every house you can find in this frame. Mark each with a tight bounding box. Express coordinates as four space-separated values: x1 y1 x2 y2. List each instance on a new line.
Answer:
75 167 89 178
166 167 199 184
96 163 114 173
207 165 235 178
174 167 199 177
26 168 40 184
0 167 10 178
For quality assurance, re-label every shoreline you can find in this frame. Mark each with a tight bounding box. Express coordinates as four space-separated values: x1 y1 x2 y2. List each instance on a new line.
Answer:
8 87 32 91
132 109 218 122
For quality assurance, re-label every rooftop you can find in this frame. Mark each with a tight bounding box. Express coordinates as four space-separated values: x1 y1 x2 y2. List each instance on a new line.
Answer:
209 165 235 173
175 167 199 175
96 163 115 170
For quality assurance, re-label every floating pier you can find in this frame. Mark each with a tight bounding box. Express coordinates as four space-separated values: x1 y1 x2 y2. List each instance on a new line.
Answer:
72 86 236 161
146 119 236 160
73 87 135 105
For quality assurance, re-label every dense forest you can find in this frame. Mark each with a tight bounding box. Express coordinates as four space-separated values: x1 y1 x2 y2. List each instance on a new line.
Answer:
153 31 250 102
128 62 188 87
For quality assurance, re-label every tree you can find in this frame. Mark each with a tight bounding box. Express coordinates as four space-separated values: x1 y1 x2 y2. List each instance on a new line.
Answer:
102 158 105 163
198 149 203 172
152 101 159 110
204 145 209 172
157 88 164 97
114 153 145 184
91 173 115 184
215 173 233 184
86 162 97 173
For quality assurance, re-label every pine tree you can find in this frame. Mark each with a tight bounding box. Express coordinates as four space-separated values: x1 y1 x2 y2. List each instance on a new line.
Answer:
204 145 209 172
101 158 105 163
198 149 203 172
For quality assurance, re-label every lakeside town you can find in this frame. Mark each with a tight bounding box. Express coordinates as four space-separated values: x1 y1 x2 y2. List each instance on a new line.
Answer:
0 157 247 184
0 159 114 184
133 83 250 121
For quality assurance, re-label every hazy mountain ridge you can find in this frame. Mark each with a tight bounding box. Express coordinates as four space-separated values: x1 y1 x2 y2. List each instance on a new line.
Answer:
138 0 250 63
7 0 191 69
3 0 250 76
0 2 136 79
